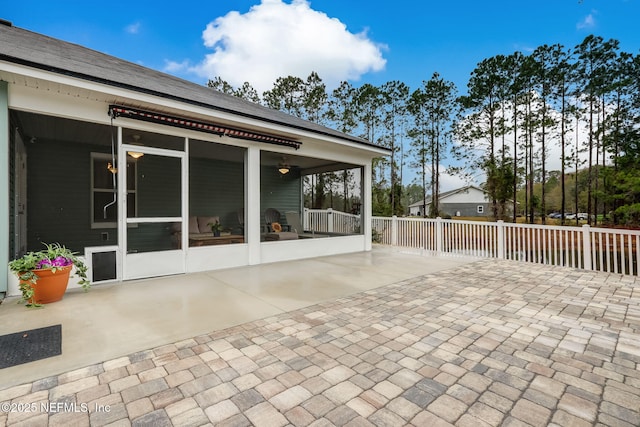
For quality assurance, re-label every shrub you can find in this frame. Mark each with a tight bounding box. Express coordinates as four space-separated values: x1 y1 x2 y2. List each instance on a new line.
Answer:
612 203 640 227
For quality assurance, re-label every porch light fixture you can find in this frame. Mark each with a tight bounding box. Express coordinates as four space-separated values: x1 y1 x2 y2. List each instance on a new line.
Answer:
278 162 290 175
127 135 144 159
127 151 144 159
278 165 289 175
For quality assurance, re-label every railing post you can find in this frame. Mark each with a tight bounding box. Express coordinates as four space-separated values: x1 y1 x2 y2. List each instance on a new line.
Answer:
436 217 443 255
582 224 592 271
327 208 333 233
391 215 398 246
497 220 505 259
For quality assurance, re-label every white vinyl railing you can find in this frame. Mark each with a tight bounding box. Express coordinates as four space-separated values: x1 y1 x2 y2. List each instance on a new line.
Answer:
304 208 361 234
372 216 640 276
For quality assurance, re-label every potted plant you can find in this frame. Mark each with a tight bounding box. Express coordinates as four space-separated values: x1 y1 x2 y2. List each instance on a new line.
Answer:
8 243 90 307
208 220 223 237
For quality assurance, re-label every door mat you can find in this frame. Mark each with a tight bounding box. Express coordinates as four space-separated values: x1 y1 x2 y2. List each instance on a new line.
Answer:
0 325 62 369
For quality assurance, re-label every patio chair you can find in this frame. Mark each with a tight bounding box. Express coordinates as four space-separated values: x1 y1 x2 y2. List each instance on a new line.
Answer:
264 208 284 232
284 211 304 233
263 208 297 241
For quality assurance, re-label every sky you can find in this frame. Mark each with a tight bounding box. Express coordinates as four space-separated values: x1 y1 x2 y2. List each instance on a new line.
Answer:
5 0 640 189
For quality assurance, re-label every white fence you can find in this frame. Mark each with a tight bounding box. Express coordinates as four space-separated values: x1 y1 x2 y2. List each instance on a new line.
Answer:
304 208 361 234
372 216 640 276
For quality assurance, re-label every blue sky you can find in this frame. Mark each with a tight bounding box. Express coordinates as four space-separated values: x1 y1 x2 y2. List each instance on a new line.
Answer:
6 0 640 95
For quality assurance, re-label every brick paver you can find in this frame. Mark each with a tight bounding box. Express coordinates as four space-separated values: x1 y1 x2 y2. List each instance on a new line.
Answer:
1 259 639 426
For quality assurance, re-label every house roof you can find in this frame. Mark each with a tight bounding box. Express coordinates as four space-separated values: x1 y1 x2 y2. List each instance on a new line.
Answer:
408 185 487 208
0 21 390 154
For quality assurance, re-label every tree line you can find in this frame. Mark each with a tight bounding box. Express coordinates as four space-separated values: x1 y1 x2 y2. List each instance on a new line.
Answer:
209 34 640 226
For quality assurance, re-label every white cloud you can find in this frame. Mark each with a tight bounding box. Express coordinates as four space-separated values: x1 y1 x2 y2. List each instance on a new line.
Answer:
408 163 476 193
164 59 190 73
190 0 386 93
577 12 596 30
439 170 472 192
125 22 141 35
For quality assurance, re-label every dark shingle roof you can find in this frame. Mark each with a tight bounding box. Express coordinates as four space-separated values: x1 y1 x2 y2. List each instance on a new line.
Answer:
0 21 388 152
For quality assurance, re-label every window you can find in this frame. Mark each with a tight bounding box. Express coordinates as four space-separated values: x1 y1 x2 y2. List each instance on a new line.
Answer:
91 153 136 228
477 205 484 214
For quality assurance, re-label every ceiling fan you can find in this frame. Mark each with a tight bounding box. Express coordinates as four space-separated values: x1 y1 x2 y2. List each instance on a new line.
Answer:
277 157 298 175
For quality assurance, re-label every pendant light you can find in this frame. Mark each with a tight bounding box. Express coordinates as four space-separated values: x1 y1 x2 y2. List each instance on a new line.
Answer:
127 135 144 159
278 157 290 174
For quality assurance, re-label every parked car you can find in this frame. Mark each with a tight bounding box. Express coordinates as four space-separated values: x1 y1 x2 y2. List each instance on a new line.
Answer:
565 213 577 220
577 213 589 220
548 212 561 219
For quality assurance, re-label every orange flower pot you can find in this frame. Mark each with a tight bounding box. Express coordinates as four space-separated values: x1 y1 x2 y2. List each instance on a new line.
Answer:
23 266 73 304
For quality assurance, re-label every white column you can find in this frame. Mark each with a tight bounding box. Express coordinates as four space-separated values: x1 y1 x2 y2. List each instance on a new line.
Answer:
363 164 372 251
117 126 127 279
246 147 261 265
0 81 8 292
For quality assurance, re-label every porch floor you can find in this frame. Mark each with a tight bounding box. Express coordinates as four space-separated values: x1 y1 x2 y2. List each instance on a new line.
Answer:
2 248 640 426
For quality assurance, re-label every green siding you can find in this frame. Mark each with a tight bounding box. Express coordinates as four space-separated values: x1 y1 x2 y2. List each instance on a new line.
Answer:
189 157 245 232
137 155 181 217
261 166 301 228
27 139 113 253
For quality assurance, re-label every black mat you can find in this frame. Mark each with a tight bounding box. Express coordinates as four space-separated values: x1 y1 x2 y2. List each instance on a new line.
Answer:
0 325 62 369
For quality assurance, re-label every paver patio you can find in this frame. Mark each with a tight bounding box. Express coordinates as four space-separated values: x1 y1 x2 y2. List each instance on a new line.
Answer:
1 257 639 426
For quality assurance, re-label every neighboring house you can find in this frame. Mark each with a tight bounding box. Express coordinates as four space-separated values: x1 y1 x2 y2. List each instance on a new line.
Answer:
0 22 390 295
409 185 494 217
